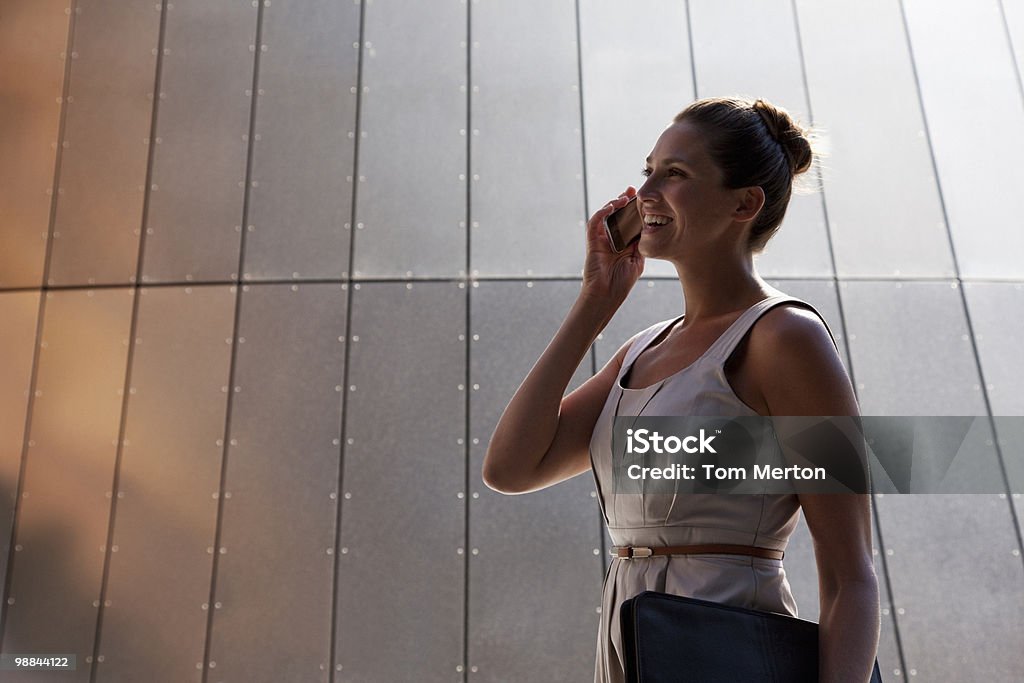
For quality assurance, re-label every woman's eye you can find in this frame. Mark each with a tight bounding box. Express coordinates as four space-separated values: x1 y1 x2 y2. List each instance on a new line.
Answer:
640 168 685 178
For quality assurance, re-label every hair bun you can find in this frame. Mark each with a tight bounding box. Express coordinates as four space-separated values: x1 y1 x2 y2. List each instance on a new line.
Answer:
752 99 813 176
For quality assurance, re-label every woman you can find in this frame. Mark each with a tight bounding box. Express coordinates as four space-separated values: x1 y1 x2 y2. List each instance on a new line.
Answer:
482 96 880 682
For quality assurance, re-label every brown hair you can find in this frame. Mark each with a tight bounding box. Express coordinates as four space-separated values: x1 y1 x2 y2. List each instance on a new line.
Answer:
674 96 818 253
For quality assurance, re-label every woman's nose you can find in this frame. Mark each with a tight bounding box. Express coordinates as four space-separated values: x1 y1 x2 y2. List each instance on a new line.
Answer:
637 177 658 201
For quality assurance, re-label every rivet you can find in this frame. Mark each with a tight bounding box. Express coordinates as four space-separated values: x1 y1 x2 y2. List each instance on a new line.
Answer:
344 492 352 499
457 548 464 554
471 548 479 555
472 492 479 499
457 492 464 499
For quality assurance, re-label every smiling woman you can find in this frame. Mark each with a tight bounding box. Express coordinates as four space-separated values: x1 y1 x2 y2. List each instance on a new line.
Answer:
482 96 880 683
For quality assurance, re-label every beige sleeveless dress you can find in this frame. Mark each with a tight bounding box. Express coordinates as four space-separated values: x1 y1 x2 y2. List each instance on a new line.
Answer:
589 294 839 683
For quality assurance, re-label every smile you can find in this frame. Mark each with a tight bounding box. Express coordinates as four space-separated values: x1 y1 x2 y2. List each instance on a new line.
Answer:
642 216 673 233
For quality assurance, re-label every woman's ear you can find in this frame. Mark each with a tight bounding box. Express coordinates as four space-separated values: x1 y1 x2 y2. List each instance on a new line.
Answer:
733 186 765 224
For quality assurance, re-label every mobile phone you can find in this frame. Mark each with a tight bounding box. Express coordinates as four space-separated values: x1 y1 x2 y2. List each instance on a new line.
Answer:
603 196 643 252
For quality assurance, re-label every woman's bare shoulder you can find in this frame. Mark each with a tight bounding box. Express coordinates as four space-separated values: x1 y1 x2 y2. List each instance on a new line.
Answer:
746 302 856 415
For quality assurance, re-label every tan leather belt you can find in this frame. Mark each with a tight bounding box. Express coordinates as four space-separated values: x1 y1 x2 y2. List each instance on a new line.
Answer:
611 544 784 561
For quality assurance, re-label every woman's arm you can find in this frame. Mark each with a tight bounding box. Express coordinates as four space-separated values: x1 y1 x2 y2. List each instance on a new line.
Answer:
483 187 645 494
748 305 881 683
482 294 624 494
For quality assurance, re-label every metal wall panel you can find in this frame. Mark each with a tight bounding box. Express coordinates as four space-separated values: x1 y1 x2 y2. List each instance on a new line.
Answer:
0 0 68 289
142 1 255 283
903 0 1024 279
1006 0 1024 78
963 282 1024 522
577 0 692 280
207 284 346 682
48 1 160 287
353 2 466 279
0 292 40 598
244 0 360 281
336 282 466 682
0 289 133 682
470 1 586 277
691 0 833 278
92 285 234 681
842 281 1024 680
841 281 986 415
795 0 955 278
469 281 601 681
962 282 1024 416
874 493 1024 679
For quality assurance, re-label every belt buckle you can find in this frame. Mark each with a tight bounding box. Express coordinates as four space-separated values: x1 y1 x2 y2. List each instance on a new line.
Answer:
620 546 652 559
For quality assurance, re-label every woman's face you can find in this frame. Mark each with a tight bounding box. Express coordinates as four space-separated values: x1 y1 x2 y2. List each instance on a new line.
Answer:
636 120 759 259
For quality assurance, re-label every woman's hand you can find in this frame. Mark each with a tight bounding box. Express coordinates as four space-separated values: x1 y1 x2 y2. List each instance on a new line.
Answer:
582 186 645 306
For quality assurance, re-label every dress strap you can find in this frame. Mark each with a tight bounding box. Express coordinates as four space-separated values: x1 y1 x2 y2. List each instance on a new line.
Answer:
617 314 685 378
708 295 840 365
